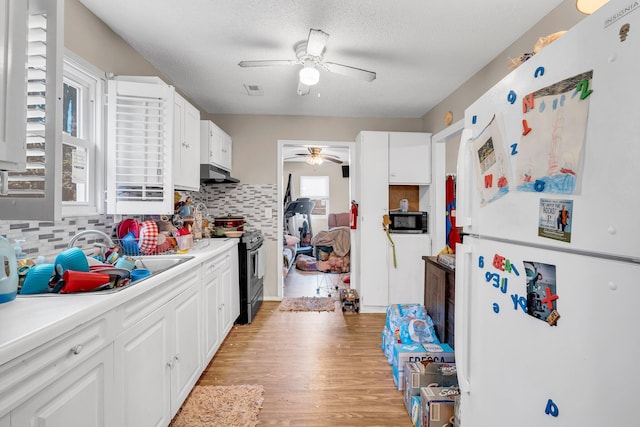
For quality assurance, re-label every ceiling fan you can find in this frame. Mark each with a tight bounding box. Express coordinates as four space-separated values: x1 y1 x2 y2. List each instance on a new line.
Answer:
238 28 376 96
286 147 344 165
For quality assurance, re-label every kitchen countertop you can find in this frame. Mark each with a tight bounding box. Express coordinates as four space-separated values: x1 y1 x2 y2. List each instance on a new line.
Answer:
0 238 238 366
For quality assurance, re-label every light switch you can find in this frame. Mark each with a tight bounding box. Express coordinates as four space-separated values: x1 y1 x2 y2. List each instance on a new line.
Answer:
265 207 272 218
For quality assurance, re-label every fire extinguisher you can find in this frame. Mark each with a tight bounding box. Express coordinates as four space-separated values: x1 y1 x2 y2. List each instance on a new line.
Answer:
350 200 358 230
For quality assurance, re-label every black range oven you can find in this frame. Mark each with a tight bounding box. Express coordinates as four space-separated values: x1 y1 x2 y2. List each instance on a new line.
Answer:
236 230 264 324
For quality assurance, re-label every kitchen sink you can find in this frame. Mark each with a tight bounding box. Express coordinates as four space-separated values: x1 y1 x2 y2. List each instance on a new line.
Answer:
18 255 194 297
132 255 194 274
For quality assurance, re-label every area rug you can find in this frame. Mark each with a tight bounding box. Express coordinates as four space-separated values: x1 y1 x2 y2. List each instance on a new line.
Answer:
278 296 335 312
169 384 264 427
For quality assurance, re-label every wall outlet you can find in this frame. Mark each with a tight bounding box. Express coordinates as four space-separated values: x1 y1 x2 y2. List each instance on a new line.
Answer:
264 207 272 218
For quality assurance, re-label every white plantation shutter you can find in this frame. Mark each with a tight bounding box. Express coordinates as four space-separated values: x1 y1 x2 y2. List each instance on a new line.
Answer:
0 0 63 220
0 0 28 172
106 79 174 215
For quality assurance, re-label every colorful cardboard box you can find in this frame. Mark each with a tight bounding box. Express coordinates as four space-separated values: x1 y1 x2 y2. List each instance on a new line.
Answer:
392 343 455 390
403 362 458 413
420 386 459 427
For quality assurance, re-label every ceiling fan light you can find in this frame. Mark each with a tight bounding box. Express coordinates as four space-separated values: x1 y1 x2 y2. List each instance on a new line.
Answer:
299 64 320 86
306 155 323 165
576 0 609 14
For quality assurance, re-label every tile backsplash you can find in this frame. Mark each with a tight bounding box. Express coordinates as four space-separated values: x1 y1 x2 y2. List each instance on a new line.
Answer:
0 216 117 261
0 183 279 262
196 183 278 240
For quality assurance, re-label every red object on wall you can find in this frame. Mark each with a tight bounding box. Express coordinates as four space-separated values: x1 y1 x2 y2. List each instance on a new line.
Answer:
446 175 461 252
350 200 358 230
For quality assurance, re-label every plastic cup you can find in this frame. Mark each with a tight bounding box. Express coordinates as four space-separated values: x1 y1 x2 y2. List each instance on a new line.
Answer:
59 270 111 294
115 257 136 271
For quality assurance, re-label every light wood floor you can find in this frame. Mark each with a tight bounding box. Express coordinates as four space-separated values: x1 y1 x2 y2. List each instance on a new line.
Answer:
283 266 349 298
197 301 413 427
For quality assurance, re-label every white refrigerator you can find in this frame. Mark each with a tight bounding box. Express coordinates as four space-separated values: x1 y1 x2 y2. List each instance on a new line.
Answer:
454 1 640 425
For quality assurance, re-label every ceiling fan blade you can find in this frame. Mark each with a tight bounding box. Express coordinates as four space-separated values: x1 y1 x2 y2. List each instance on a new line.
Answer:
238 60 298 67
323 156 343 164
297 80 311 96
306 29 329 56
324 62 376 82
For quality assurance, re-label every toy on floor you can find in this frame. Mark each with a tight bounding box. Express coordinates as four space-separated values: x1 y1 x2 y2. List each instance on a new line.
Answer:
340 288 360 313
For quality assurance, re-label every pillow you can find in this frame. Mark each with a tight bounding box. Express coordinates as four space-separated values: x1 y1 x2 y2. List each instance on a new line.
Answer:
284 235 300 246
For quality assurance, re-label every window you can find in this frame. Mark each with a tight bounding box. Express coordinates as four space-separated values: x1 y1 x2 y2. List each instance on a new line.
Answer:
60 53 104 216
300 175 329 216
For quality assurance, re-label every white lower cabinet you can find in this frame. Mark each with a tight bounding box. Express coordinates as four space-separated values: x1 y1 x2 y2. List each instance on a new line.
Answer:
11 344 114 427
0 242 239 427
202 250 239 362
115 301 172 427
388 234 431 305
114 269 202 426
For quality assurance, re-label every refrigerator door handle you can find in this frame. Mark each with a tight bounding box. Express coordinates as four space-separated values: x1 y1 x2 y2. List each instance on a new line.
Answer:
455 129 474 228
455 242 473 393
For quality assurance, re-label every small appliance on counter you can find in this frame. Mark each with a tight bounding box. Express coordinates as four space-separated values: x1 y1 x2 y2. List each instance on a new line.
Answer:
388 211 428 234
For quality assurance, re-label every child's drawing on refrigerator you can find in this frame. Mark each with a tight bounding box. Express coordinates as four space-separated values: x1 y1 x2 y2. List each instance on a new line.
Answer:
515 70 592 195
471 115 510 206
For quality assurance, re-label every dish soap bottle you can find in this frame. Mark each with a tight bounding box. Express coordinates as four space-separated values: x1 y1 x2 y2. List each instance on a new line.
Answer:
0 236 18 304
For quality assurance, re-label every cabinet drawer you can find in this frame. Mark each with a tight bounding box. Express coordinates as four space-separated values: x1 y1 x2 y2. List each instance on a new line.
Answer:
119 268 201 330
0 313 113 416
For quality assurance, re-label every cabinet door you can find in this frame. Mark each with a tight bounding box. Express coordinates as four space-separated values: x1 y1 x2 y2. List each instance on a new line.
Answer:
173 93 200 191
218 259 231 337
202 259 221 361
388 234 430 304
218 253 238 335
220 130 232 171
356 131 391 309
11 344 114 427
389 132 431 184
115 305 172 427
171 281 202 416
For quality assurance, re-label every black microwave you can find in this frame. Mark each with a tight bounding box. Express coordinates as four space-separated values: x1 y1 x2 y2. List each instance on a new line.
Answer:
388 211 428 233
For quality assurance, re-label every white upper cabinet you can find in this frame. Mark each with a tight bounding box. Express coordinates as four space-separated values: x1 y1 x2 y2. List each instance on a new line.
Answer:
200 120 232 172
388 132 431 185
0 0 28 172
173 92 200 191
106 78 174 215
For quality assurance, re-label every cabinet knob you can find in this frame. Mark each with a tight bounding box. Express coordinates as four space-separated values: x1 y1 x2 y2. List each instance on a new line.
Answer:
174 354 180 361
167 359 174 368
71 345 83 355
182 142 190 148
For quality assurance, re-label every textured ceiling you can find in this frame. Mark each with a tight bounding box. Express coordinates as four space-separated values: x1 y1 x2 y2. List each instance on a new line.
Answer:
78 0 564 118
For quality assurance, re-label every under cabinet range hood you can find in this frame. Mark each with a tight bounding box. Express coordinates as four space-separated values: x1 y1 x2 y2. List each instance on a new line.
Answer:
200 164 240 184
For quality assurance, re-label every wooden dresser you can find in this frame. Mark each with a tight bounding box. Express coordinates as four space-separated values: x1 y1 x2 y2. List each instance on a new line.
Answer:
422 256 455 349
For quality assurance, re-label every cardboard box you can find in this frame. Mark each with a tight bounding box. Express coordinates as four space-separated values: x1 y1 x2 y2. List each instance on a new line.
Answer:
420 387 459 427
411 395 422 427
403 362 458 413
392 343 455 390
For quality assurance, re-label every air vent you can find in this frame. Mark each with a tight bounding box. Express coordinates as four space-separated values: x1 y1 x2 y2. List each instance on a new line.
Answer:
243 84 263 96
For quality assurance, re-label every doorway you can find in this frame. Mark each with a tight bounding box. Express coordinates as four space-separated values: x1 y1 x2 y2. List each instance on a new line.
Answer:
277 140 355 300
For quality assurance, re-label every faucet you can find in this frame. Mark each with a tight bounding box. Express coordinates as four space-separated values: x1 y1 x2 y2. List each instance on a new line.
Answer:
67 230 116 260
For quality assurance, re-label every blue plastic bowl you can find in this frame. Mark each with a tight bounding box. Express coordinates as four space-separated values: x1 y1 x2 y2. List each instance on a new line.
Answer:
130 269 151 282
54 248 90 273
20 264 55 295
